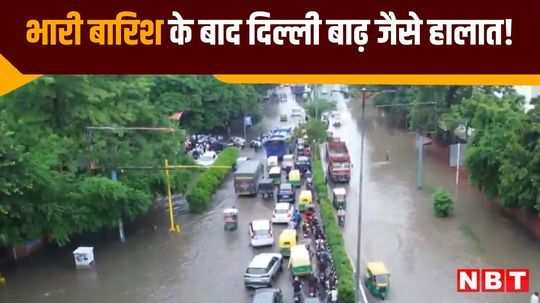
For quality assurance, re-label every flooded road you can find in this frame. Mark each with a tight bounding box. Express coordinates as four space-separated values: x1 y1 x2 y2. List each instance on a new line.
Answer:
1 85 539 303
325 85 540 302
0 87 300 303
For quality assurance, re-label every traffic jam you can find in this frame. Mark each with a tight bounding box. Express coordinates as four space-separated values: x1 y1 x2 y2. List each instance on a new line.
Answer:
227 122 349 303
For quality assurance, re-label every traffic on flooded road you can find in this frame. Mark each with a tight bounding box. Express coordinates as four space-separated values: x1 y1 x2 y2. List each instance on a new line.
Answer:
2 83 540 303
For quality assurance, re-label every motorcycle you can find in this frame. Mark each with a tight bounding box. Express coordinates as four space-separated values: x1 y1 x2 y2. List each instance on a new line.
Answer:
306 177 313 190
338 215 345 227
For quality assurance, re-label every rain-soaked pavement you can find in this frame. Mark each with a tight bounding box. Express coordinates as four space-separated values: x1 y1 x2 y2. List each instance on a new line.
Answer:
1 85 539 303
323 84 540 303
0 86 303 303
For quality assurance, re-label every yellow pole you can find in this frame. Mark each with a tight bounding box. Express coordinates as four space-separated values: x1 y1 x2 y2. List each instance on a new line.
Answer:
164 159 180 233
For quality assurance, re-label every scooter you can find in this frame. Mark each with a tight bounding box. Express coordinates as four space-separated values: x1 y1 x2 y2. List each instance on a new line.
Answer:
306 177 313 190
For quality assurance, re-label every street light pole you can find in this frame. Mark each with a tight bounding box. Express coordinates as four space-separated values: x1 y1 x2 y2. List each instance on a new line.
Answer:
355 87 367 303
111 169 126 242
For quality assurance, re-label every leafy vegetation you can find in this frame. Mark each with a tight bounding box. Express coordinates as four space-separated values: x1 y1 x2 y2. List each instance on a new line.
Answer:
313 149 354 303
304 98 336 120
305 120 328 144
0 76 262 246
186 147 239 213
354 86 540 213
432 189 453 217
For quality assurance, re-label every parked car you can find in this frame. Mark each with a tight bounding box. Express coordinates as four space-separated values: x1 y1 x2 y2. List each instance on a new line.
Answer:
195 151 217 166
249 219 274 247
252 288 283 303
244 254 283 289
280 114 288 122
272 203 294 224
277 183 295 203
231 136 246 148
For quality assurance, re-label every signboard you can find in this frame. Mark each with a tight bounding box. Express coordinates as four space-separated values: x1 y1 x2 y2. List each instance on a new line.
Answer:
449 143 466 167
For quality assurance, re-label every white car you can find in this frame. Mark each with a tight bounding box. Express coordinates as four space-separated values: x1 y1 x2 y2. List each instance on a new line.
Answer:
282 154 295 170
195 151 217 166
272 203 294 224
249 220 274 247
231 136 246 148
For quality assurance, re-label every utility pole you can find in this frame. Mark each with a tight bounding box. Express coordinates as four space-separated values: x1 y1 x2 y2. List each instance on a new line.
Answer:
375 102 436 191
111 169 126 242
455 143 461 185
355 87 368 303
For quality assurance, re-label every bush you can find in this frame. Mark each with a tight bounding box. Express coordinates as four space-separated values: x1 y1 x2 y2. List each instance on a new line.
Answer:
312 150 355 303
186 147 239 213
433 189 453 217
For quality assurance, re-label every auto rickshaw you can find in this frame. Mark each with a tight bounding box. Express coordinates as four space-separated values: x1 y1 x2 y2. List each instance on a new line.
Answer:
269 166 282 185
332 187 347 209
365 262 390 300
298 190 313 212
223 208 238 231
288 169 301 188
278 229 297 257
258 178 274 199
289 244 313 276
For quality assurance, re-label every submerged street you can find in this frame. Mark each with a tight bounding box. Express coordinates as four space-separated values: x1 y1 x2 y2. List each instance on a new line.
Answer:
1 85 539 303
325 85 540 302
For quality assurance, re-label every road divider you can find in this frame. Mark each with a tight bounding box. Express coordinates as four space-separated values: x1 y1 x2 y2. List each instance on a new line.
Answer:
186 147 239 213
313 146 355 303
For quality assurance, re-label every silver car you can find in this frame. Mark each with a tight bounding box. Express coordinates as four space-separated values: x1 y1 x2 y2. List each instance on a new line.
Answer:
244 253 283 288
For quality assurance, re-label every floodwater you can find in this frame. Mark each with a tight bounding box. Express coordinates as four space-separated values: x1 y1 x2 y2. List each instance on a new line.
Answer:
324 84 540 302
0 87 300 303
1 85 539 303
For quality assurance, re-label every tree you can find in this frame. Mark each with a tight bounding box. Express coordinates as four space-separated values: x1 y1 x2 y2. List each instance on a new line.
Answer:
463 92 526 199
304 98 336 120
305 120 328 144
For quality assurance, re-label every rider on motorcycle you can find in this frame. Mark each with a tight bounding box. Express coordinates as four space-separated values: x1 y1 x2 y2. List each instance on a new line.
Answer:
337 207 346 225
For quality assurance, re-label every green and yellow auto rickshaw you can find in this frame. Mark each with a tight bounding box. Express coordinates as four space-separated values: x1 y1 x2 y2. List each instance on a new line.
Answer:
288 244 312 276
332 187 347 209
269 166 282 185
364 262 390 300
288 169 301 188
278 229 297 257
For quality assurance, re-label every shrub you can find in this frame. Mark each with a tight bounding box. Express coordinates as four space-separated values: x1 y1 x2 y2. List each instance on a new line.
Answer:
312 151 355 303
433 188 453 217
187 147 239 213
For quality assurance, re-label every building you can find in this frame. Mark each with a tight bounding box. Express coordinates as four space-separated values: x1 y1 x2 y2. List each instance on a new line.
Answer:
514 86 539 112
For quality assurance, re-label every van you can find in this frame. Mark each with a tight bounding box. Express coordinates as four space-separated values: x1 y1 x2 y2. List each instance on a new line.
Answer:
234 160 263 196
249 220 274 247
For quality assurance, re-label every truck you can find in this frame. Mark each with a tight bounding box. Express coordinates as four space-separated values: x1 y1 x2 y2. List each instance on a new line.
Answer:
325 137 351 183
234 160 263 196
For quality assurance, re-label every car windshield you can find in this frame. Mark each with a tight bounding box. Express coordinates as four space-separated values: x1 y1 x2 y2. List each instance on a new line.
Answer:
375 275 389 284
246 267 268 275
253 229 270 237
